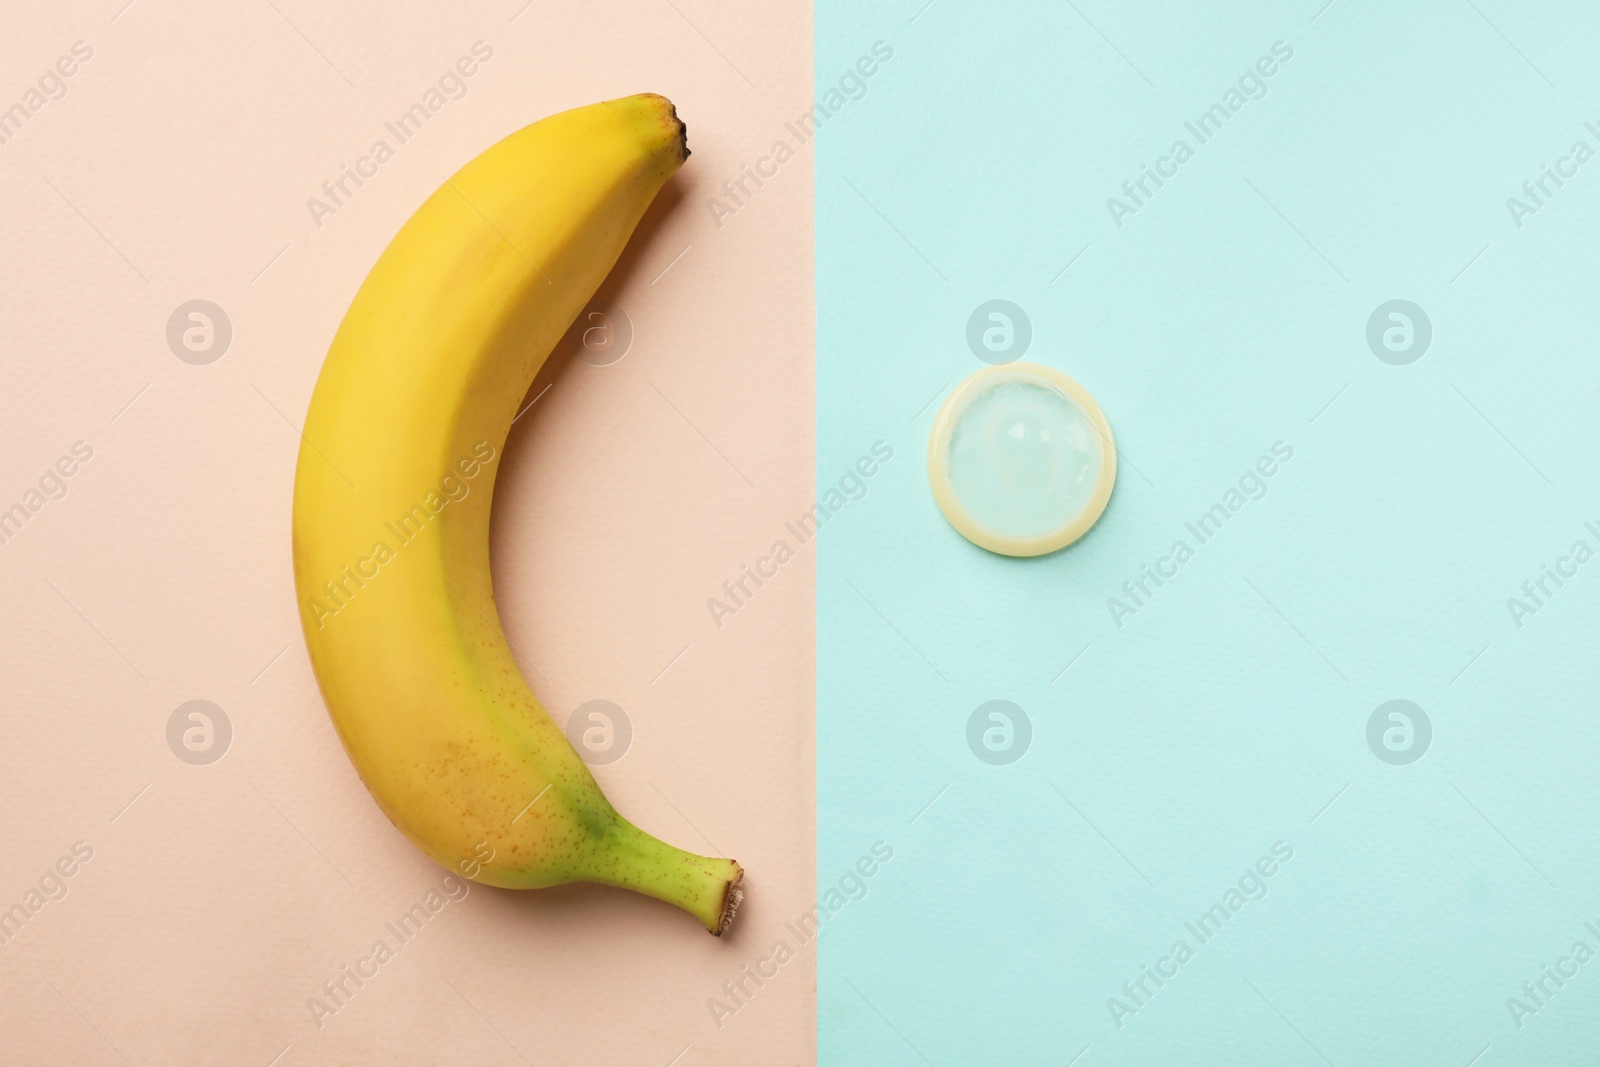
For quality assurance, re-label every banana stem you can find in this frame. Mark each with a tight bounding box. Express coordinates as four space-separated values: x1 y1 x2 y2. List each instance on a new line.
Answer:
589 818 743 935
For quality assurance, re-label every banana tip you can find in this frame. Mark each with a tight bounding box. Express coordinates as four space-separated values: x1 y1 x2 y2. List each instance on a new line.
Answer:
666 98 689 163
713 867 744 937
641 92 687 163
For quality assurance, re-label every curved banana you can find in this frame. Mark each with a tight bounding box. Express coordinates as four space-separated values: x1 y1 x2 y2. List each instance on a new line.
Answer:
292 95 743 934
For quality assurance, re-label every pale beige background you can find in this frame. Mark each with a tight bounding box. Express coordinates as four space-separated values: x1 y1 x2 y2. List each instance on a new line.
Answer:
0 2 814 1064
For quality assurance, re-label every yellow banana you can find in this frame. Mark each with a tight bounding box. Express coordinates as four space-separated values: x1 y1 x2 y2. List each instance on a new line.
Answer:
292 95 743 934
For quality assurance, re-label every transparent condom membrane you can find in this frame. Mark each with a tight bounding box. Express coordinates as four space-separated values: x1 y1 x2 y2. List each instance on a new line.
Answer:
927 363 1116 556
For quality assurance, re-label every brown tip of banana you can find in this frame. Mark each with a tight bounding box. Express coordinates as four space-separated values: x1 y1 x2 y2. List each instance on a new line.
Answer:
713 866 744 936
630 93 690 165
666 98 689 163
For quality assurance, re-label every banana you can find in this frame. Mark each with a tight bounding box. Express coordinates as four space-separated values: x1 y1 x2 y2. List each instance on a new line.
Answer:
291 95 743 934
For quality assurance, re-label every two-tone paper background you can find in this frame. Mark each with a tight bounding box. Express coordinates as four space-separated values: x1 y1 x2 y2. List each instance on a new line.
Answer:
7 1 1600 1063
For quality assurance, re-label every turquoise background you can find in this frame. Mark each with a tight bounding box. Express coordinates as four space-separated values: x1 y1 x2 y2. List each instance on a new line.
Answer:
816 1 1600 1063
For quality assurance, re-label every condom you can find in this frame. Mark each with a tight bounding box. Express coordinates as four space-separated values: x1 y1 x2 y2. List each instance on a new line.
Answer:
927 363 1116 556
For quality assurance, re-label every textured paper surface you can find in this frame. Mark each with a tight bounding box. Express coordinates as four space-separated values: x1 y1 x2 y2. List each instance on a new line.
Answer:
817 1 1600 1064
0 3 813 1064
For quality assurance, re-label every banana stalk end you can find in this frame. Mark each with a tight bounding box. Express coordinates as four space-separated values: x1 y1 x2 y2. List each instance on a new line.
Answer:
713 865 744 938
